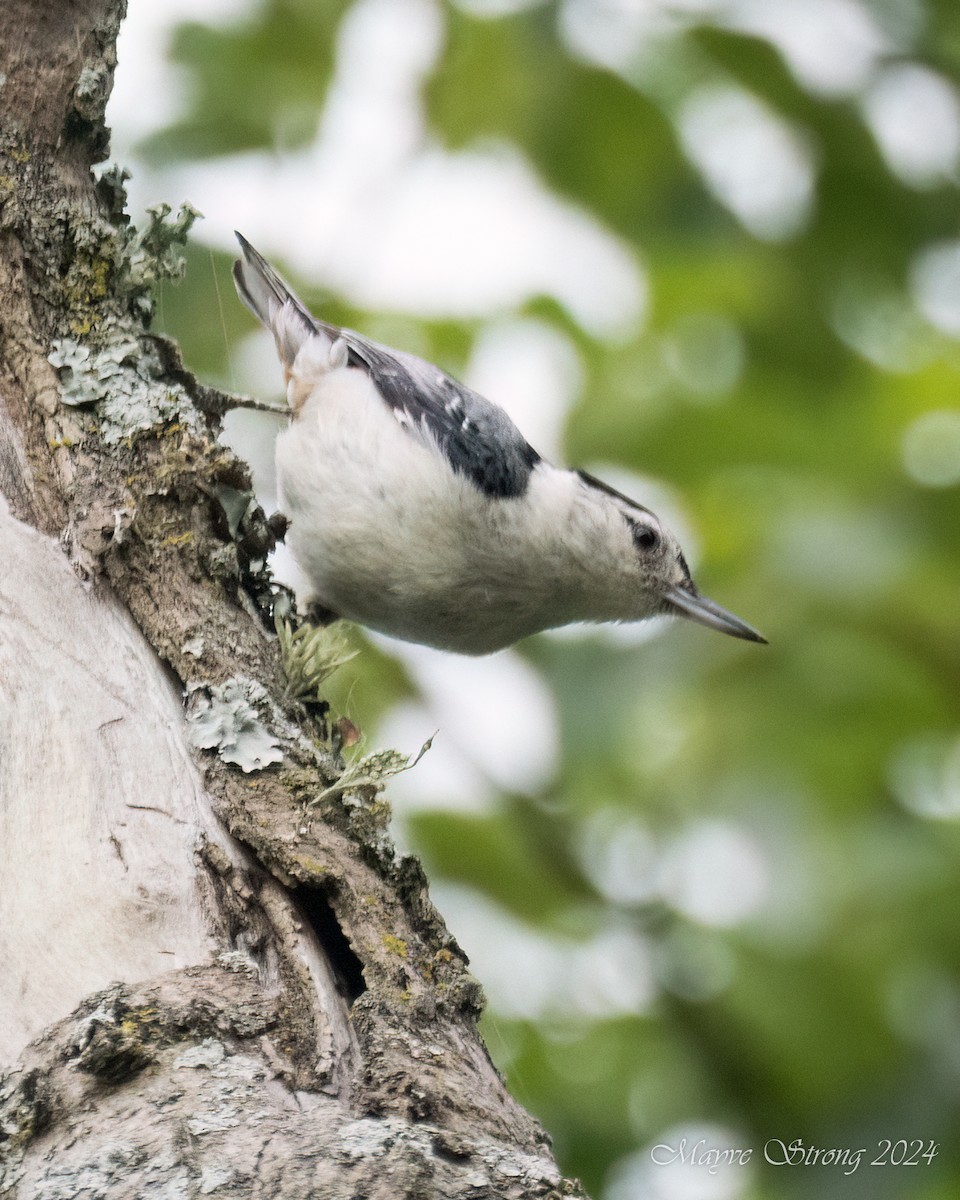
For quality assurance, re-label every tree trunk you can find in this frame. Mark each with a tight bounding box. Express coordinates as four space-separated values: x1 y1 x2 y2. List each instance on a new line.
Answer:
0 3 582 1195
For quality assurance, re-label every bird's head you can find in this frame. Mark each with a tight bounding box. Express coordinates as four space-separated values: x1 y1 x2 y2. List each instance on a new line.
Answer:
578 471 766 644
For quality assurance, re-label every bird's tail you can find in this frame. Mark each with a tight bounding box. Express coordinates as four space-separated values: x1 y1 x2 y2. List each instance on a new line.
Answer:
233 232 325 375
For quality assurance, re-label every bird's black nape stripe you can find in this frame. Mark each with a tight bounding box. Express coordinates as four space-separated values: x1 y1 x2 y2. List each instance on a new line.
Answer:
576 469 655 517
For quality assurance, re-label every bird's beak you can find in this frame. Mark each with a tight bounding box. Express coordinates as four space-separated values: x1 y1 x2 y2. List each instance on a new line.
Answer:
665 584 767 644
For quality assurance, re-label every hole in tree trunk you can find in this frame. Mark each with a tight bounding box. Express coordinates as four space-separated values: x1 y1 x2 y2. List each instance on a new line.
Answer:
291 886 366 1005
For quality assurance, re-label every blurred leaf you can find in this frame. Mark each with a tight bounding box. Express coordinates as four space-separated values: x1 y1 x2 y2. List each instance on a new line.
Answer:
140 0 346 162
425 5 689 240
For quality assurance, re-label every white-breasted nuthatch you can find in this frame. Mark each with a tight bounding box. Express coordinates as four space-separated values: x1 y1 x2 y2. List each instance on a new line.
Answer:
233 234 765 655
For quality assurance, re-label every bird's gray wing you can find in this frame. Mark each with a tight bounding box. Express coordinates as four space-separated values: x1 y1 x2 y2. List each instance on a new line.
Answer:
337 332 542 499
233 233 540 497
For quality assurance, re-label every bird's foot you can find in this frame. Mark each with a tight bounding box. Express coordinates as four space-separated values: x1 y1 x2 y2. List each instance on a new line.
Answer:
304 599 341 627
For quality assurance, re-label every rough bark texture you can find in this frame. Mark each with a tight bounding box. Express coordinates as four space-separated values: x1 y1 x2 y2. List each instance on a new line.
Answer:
0 2 585 1196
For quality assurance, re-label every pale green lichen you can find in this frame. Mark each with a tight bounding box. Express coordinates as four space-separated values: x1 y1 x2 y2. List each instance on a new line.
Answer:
48 319 195 441
173 1039 226 1071
188 680 284 773
125 201 201 301
182 636 205 659
47 339 94 398
47 199 203 440
73 65 111 122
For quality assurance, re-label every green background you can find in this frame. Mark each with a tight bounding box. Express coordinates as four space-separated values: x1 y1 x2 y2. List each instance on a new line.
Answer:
119 1 960 1196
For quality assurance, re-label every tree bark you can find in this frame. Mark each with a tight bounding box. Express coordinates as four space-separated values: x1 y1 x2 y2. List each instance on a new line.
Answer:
0 3 583 1196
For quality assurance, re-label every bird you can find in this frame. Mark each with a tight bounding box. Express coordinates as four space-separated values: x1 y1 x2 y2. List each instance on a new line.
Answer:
232 233 765 656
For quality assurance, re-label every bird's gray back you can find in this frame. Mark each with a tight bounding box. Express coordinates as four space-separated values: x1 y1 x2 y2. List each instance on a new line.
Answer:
336 332 542 499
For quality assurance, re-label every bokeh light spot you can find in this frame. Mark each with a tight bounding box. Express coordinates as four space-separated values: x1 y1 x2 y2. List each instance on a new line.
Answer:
677 84 815 241
862 63 960 188
901 410 960 488
888 732 960 819
659 820 769 928
911 240 960 336
664 313 745 400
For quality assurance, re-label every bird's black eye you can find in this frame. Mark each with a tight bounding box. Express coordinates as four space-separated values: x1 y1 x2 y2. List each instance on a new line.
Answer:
632 523 660 552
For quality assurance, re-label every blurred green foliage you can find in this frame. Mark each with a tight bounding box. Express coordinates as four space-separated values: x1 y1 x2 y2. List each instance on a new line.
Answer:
138 1 960 1196
140 0 343 159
